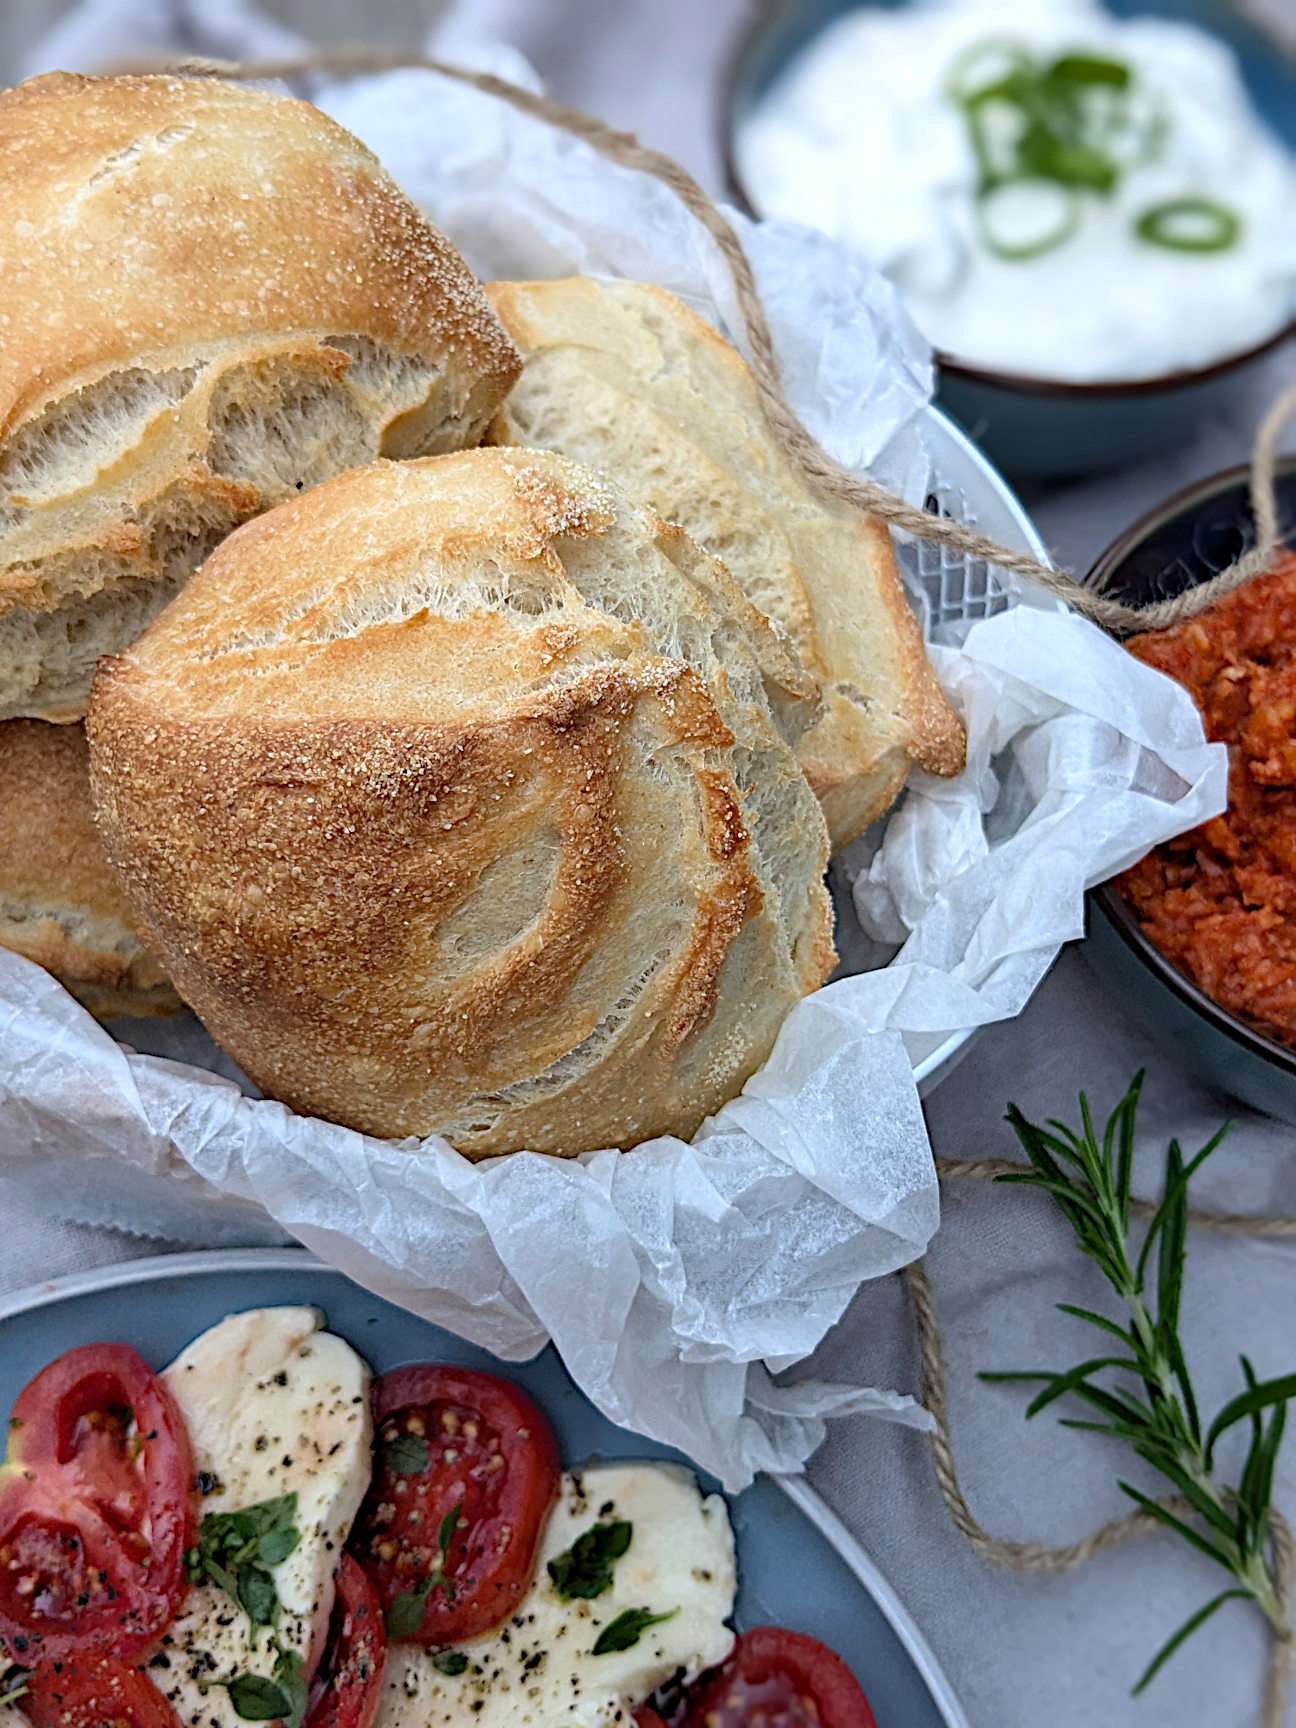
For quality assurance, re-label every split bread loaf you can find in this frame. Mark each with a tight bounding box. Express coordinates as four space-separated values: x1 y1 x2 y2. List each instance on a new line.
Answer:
0 719 180 1018
485 275 965 849
0 72 520 724
88 448 836 1157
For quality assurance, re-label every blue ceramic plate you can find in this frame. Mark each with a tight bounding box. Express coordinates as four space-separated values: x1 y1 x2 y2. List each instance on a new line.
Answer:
0 1248 969 1728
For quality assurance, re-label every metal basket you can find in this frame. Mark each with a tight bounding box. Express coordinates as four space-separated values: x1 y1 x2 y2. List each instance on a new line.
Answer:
878 405 1053 1092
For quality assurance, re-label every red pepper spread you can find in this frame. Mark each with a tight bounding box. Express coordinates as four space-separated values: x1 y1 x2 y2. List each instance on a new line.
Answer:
1117 550 1296 1047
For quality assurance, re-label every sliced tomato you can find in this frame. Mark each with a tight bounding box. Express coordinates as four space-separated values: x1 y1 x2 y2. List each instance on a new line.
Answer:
305 1555 386 1728
350 1365 559 1645
634 1711 669 1728
21 1654 181 1728
0 1345 196 1666
684 1628 878 1728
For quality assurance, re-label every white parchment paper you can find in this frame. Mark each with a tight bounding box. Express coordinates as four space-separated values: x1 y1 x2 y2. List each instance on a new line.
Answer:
315 67 935 497
0 32 1228 1489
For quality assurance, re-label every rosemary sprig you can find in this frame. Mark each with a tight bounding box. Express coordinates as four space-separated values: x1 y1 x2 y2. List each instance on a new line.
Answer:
983 1072 1296 1693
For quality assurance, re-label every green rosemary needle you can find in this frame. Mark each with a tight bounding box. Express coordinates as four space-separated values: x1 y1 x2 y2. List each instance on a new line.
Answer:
983 1072 1296 1693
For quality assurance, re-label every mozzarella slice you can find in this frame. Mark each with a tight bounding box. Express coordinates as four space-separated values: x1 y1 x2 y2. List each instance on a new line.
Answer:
375 1462 736 1728
154 1307 373 1728
0 1703 26 1726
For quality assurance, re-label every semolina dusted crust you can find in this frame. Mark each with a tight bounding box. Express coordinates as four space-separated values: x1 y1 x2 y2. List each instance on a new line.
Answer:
0 716 180 1016
87 449 834 1156
0 72 520 722
486 274 966 849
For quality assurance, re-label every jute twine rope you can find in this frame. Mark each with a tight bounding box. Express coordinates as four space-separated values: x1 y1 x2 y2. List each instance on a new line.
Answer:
136 44 1296 636
121 43 1296 1711
918 1168 1296 1724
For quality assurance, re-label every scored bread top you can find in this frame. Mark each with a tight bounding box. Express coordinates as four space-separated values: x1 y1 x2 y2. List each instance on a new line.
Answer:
0 74 517 436
0 73 521 724
87 449 834 1156
0 718 179 1017
485 275 966 849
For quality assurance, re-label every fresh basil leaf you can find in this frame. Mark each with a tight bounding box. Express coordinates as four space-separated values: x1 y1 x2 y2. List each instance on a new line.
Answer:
204 1557 240 1601
223 1674 291 1722
386 1434 431 1476
273 1649 309 1728
237 1566 279 1631
385 1577 434 1640
382 1499 462 1640
204 1508 254 1551
264 1494 299 1533
195 1495 297 1564
548 1520 633 1599
257 1526 300 1567
438 1501 463 1560
432 1651 469 1676
190 1493 300 1632
591 1606 679 1656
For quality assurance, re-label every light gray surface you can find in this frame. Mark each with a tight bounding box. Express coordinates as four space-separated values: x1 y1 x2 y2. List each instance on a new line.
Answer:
3 1 1296 1723
811 945 1296 1728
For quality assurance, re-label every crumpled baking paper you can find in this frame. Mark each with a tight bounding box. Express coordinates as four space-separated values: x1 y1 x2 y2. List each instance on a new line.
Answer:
0 949 937 1487
846 605 1230 1034
0 7 1228 1489
315 66 935 498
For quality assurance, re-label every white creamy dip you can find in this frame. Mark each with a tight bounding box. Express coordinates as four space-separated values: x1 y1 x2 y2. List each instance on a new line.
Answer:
738 0 1296 381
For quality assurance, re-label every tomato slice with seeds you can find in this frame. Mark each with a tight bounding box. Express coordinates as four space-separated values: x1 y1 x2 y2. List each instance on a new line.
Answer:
0 1345 196 1666
683 1628 878 1728
305 1555 386 1728
350 1365 559 1645
21 1654 181 1728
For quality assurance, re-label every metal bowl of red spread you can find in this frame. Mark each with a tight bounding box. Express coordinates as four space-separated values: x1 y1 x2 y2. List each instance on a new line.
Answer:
1085 456 1296 1122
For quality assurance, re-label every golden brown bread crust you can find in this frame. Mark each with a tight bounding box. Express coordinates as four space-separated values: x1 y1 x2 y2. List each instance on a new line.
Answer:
87 450 834 1155
0 72 521 721
0 73 517 437
0 718 180 1016
484 275 966 848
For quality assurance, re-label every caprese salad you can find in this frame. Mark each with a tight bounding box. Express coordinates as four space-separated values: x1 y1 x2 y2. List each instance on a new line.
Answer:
0 1306 878 1728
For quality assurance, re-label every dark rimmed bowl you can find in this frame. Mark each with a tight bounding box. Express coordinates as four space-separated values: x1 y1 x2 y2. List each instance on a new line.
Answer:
723 0 1296 481
1083 456 1296 1122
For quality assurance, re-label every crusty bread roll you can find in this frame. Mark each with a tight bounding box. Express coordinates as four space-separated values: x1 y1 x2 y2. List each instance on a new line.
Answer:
87 448 835 1156
485 276 965 849
0 718 180 1017
0 72 520 725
